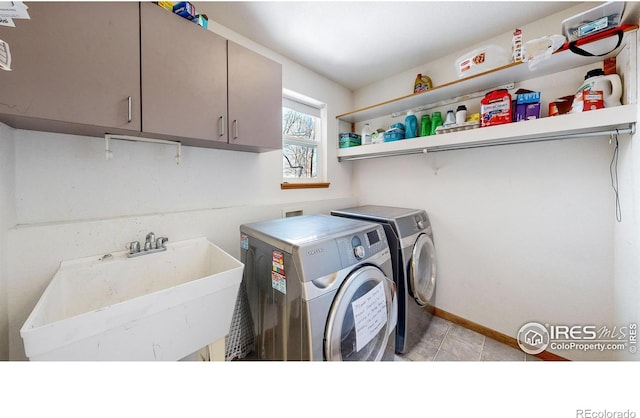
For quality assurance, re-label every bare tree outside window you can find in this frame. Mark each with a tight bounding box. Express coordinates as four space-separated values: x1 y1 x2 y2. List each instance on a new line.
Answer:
282 106 320 179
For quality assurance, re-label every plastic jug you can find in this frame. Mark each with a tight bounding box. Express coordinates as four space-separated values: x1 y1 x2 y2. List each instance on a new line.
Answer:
414 73 433 93
420 114 431 137
405 110 418 139
444 110 455 126
430 111 443 135
578 69 622 108
455 105 467 124
361 123 372 145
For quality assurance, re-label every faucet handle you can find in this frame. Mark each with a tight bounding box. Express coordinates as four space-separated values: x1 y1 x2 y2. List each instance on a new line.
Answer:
156 237 168 249
145 232 156 250
128 241 141 254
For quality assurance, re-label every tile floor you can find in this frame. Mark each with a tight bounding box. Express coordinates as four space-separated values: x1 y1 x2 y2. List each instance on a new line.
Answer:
395 315 541 361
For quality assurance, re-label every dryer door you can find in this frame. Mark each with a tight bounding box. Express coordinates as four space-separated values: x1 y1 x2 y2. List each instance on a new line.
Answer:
324 265 394 361
409 233 437 306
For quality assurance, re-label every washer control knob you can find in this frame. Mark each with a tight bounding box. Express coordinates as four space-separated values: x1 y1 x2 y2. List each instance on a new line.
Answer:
417 219 425 229
354 245 366 259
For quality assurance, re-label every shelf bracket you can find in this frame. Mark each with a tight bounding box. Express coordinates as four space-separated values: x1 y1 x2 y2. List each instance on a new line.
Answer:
104 134 182 165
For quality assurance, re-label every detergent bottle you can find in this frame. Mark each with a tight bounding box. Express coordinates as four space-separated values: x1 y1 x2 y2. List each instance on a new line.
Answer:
361 123 372 145
571 68 622 113
581 69 622 108
420 114 431 137
404 110 418 139
414 73 433 93
430 111 443 135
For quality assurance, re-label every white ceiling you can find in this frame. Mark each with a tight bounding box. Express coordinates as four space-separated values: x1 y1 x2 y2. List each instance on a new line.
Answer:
195 1 578 91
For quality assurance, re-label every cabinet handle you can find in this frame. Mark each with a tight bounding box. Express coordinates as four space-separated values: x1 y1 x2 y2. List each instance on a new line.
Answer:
127 96 132 123
233 120 238 140
219 116 225 137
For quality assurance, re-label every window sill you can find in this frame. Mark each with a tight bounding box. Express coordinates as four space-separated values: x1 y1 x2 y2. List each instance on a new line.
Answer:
281 182 331 190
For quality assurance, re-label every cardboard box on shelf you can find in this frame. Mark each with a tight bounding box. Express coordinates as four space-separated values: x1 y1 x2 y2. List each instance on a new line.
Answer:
549 95 575 117
173 2 196 20
513 89 541 122
481 89 512 127
192 13 208 29
157 1 173 12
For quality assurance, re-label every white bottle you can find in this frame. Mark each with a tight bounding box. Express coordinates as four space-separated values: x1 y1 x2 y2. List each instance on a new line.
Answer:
455 105 467 124
361 123 372 145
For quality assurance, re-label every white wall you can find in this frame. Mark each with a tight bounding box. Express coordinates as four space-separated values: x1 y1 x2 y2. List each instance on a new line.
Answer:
612 29 640 361
4 19 355 360
352 136 615 361
353 4 598 109
350 3 639 360
0 123 16 360
613 134 640 361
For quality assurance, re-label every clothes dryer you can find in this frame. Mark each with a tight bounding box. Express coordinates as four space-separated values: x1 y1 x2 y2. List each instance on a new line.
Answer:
234 214 396 361
332 206 436 354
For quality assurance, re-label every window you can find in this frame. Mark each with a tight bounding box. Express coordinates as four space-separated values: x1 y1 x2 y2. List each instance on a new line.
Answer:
282 90 327 186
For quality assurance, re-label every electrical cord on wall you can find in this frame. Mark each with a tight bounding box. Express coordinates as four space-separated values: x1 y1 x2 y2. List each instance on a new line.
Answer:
610 130 622 223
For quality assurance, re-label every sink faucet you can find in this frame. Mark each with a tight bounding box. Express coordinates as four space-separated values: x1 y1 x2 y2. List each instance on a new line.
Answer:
145 232 155 251
128 232 168 258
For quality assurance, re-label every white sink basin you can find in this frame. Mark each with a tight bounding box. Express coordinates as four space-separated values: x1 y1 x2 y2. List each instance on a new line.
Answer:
20 237 244 361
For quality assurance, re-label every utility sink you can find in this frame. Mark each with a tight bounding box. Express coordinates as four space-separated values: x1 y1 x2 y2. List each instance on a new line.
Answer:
20 237 244 361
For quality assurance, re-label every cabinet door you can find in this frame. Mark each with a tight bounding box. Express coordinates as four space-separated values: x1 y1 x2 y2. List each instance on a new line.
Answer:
0 2 140 131
228 41 282 150
140 3 227 143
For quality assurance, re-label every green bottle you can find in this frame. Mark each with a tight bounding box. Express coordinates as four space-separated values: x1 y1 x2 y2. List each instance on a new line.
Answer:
430 111 443 135
420 114 431 136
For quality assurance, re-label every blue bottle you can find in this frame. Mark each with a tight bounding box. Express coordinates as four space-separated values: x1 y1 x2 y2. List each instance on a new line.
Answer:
405 110 418 139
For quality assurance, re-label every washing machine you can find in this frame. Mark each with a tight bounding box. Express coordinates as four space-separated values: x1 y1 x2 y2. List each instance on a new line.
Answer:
331 206 436 354
234 214 396 361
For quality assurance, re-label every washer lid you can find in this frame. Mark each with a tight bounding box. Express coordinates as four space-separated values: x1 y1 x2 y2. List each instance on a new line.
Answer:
240 214 375 252
332 205 423 222
324 265 394 361
410 233 437 306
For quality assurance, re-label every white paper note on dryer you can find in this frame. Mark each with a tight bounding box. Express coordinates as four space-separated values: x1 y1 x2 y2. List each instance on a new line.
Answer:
0 39 11 71
0 15 15 26
352 281 387 352
0 1 30 19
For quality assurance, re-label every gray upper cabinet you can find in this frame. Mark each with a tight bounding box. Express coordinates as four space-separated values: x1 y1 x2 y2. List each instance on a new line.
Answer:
0 2 141 134
0 2 282 152
140 2 227 144
228 41 283 150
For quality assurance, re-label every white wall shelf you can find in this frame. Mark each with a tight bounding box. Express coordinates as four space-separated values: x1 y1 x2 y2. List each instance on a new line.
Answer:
336 27 638 161
337 105 637 161
337 27 638 124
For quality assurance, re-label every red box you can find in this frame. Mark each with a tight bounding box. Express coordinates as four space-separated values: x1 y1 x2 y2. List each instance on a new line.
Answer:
583 90 604 111
481 89 512 127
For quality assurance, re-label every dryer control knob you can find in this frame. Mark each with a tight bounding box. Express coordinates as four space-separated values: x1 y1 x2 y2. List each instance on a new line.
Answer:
354 245 366 259
417 220 425 229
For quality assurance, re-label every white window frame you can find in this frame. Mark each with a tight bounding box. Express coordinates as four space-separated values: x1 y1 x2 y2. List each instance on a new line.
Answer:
282 89 327 185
